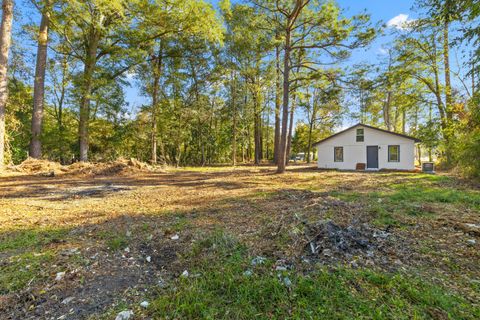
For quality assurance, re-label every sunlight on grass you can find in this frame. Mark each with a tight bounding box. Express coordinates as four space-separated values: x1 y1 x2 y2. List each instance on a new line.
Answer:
149 231 479 319
328 174 480 225
0 251 55 294
388 184 480 208
0 227 68 252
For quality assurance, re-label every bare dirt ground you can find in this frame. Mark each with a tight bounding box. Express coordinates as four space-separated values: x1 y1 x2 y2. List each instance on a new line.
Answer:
0 165 479 319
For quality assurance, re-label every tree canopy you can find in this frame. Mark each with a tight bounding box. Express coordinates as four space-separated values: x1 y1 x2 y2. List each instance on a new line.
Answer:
0 0 478 176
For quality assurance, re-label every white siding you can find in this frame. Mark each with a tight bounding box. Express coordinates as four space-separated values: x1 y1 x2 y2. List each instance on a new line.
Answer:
315 125 416 170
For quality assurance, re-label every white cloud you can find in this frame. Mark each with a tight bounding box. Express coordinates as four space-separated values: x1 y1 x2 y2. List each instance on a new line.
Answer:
125 70 136 81
387 14 414 31
378 48 389 55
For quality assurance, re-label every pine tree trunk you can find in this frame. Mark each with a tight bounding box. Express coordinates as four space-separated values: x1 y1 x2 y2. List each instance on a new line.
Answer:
383 91 392 130
306 100 317 164
151 43 163 164
231 71 237 166
277 29 291 173
443 20 452 119
56 56 68 164
383 52 393 130
442 18 453 165
151 86 158 164
30 8 50 159
0 0 13 169
273 43 281 164
265 98 270 160
417 144 422 166
431 34 451 162
253 92 261 165
307 120 314 164
247 115 252 161
285 95 295 166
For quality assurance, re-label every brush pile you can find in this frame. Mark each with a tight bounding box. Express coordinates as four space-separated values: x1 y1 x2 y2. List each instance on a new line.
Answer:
10 157 159 177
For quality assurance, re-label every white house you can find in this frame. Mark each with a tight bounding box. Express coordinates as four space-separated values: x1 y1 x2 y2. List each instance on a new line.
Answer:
313 123 421 171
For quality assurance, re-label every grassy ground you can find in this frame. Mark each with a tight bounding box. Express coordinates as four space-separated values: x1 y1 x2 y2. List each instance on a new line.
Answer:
0 166 479 319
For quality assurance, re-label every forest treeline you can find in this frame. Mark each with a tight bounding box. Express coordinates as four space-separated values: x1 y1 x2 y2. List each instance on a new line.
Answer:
0 0 478 175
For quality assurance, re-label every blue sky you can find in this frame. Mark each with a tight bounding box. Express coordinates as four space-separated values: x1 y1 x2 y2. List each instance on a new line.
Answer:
14 0 423 121
125 0 420 115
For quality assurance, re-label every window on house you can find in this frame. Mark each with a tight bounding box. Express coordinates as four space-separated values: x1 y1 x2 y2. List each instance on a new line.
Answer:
388 145 400 162
334 147 343 162
356 128 364 142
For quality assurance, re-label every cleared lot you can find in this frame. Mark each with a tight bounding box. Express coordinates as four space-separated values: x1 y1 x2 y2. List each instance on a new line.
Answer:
1 166 479 319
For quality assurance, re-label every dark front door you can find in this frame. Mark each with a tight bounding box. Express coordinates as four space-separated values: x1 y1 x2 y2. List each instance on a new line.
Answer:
366 146 378 169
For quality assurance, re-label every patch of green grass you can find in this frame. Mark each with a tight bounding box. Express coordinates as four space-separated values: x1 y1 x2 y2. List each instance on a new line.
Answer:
329 175 479 223
0 227 68 252
107 235 128 251
170 214 192 232
252 190 276 199
98 229 129 251
369 204 399 227
0 251 55 294
189 229 245 259
140 222 151 233
388 185 480 208
149 232 479 319
470 279 480 296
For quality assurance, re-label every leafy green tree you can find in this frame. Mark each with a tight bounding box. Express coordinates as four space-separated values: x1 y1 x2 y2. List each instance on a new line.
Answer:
136 0 223 164
452 89 479 177
298 78 341 162
252 0 376 173
29 0 52 158
55 0 136 161
222 1 274 164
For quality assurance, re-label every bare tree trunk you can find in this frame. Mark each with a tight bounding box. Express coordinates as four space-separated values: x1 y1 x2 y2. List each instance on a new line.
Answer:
307 120 314 164
53 55 68 164
359 88 366 123
253 92 261 165
0 0 13 169
443 20 452 119
383 91 392 130
241 141 245 163
56 57 68 132
472 58 476 94
151 113 157 163
430 34 451 163
247 110 252 162
231 72 237 166
383 51 394 130
78 29 100 162
442 18 453 165
277 29 291 173
285 95 295 165
265 97 270 160
273 43 281 164
29 5 49 159
306 96 317 164
259 109 263 160
151 42 163 164
201 134 205 165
